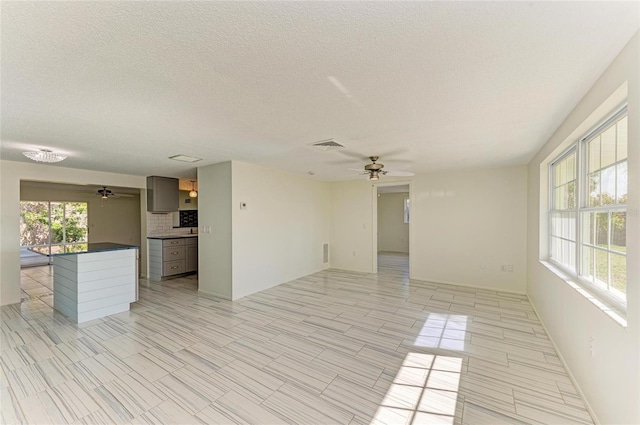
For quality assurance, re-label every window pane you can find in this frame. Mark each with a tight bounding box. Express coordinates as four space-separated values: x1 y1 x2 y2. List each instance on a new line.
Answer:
551 237 558 260
600 124 616 168
566 153 576 184
617 161 627 204
567 242 576 273
610 253 626 295
556 160 566 186
581 246 594 280
567 181 575 209
566 240 576 272
65 202 88 243
588 136 600 173
551 213 560 237
566 212 576 240
595 249 608 286
20 201 50 246
617 116 627 160
50 202 65 244
582 212 595 245
611 212 626 253
588 172 600 207
600 165 616 205
595 212 608 248
557 185 567 209
561 239 570 266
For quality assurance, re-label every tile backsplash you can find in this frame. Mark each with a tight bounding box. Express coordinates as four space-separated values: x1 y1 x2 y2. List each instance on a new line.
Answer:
146 212 196 236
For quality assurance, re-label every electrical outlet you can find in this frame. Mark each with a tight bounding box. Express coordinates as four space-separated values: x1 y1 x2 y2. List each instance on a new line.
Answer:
507 265 513 272
589 336 595 357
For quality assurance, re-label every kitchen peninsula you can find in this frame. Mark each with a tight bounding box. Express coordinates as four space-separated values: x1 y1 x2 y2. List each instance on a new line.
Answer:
31 243 139 323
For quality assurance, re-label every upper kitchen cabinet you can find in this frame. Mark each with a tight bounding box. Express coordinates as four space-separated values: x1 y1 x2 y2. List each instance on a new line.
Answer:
147 176 179 212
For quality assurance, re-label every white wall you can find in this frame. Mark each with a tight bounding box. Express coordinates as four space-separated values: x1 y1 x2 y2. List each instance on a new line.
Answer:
411 166 528 293
378 192 409 253
0 160 147 306
330 180 375 273
178 190 198 210
527 32 639 424
197 161 233 299
21 185 141 246
231 161 331 299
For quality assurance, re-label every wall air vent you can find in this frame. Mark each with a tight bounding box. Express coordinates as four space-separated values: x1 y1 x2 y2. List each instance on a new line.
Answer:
310 139 345 151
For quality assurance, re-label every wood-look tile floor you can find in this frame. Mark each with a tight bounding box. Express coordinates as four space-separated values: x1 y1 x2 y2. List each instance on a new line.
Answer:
1 252 593 424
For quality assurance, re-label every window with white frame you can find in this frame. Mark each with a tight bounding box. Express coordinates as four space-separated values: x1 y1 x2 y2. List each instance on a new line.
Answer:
549 106 627 304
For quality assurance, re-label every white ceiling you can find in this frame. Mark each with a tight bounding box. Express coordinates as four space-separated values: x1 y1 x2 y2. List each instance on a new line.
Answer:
1 2 638 181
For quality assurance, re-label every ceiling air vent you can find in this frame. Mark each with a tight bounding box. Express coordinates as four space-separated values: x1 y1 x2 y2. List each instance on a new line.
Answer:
310 139 345 151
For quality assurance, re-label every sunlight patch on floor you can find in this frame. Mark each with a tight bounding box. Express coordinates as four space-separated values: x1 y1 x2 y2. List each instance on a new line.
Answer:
413 313 468 351
371 353 462 425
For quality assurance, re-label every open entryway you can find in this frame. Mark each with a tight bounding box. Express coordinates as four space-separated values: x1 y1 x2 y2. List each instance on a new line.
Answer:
376 184 410 279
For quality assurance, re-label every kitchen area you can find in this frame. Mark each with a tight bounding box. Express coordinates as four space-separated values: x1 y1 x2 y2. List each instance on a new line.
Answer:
18 175 200 324
146 176 199 282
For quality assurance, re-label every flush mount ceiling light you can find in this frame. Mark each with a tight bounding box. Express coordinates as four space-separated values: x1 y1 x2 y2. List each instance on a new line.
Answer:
189 181 198 198
169 154 202 163
22 149 67 163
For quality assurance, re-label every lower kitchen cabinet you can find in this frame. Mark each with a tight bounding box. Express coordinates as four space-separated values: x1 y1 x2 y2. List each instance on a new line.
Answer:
148 237 197 280
186 238 198 272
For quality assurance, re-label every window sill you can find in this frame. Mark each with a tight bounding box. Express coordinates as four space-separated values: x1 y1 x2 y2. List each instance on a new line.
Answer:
539 260 627 328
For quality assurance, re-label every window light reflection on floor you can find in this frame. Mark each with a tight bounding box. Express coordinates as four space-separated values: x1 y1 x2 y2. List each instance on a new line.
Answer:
371 353 463 425
413 313 468 351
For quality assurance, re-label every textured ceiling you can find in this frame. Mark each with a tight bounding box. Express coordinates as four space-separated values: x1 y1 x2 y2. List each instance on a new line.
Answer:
1 2 638 180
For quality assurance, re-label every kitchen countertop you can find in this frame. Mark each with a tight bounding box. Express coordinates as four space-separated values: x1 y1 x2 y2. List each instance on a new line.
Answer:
29 242 139 257
147 234 198 240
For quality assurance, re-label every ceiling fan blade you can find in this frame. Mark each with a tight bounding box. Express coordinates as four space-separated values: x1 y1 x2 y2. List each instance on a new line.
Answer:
347 168 365 172
113 193 135 198
336 150 370 161
385 170 415 177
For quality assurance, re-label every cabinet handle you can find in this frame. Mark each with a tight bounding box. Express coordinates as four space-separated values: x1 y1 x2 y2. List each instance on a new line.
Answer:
171 251 179 255
171 266 179 269
170 241 179 244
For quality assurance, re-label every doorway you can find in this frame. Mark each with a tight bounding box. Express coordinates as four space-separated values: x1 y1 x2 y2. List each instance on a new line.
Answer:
376 184 410 279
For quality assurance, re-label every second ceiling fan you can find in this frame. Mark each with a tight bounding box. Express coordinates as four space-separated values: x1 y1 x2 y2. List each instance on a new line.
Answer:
96 186 134 199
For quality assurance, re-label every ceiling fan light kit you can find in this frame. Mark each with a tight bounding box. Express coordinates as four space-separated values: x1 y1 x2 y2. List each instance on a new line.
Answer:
98 186 112 199
23 149 67 163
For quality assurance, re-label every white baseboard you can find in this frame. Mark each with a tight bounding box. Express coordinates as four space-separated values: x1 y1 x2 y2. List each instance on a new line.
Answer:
412 276 527 296
527 295 600 425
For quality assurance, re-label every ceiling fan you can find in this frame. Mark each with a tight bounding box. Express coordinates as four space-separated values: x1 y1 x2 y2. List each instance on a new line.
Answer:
96 186 134 199
350 156 414 181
